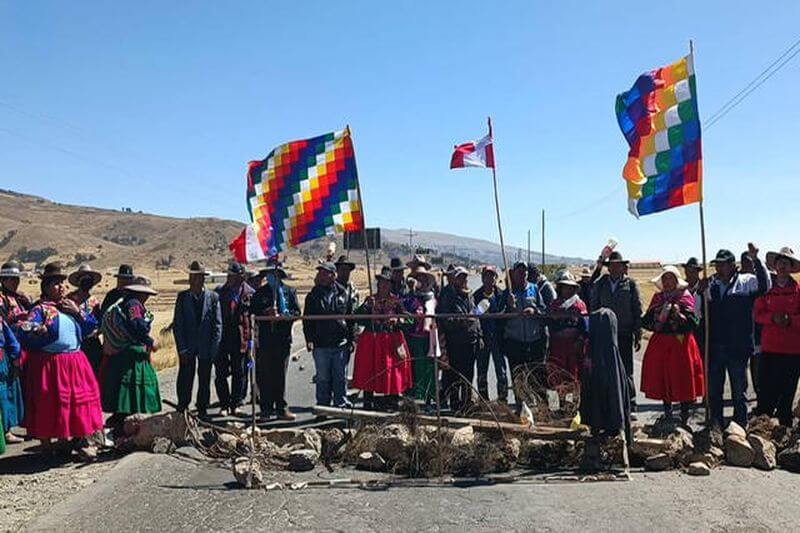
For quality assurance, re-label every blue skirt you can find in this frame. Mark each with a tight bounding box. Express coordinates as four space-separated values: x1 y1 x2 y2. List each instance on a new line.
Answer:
0 354 23 431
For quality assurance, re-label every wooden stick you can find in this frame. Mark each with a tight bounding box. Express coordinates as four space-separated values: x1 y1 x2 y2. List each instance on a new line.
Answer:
488 116 512 292
312 406 589 440
691 39 712 427
347 125 374 300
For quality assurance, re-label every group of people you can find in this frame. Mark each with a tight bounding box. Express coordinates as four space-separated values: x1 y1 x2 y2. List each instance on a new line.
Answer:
2 241 797 457
0 261 161 458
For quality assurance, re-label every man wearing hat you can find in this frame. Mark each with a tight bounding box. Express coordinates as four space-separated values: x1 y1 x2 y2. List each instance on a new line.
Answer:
472 265 508 402
173 261 222 418
705 244 769 428
501 262 547 398
334 255 360 309
0 260 31 326
527 264 556 307
99 264 136 322
303 262 355 408
437 266 483 411
66 264 104 374
578 267 595 312
682 257 705 347
387 257 408 297
250 262 301 420
214 262 255 417
590 251 643 414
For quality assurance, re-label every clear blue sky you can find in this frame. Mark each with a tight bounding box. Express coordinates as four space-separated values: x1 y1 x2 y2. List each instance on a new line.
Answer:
2 1 799 262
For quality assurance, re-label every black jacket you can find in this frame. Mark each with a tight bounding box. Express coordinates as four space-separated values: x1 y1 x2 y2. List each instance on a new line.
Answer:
302 282 354 348
707 259 769 353
437 287 482 344
250 283 301 345
590 275 642 335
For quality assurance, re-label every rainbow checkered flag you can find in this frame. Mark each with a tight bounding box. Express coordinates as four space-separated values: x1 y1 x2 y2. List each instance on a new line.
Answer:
616 54 702 217
230 128 364 262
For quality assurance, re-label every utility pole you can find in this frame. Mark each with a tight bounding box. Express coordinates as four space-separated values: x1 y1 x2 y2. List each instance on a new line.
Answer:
407 227 418 249
541 209 546 266
527 229 531 263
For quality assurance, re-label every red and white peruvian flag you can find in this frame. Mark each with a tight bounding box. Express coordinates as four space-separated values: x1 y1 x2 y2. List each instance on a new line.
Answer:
450 121 494 169
229 223 270 263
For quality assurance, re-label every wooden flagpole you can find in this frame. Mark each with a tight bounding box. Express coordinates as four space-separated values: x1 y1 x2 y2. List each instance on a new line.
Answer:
347 125 374 299
691 40 712 426
488 117 512 292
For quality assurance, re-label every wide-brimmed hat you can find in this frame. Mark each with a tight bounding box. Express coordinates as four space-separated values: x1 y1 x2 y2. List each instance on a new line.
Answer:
376 266 393 282
766 247 800 273
452 266 469 278
652 265 689 291
555 270 580 287
68 264 102 287
579 267 592 278
682 257 702 271
260 264 288 279
124 276 158 296
40 262 67 282
407 254 431 270
227 261 246 276
603 251 629 265
710 249 736 265
113 264 135 279
188 260 209 276
409 266 437 285
334 255 355 270
0 260 22 278
316 262 336 275
389 257 405 271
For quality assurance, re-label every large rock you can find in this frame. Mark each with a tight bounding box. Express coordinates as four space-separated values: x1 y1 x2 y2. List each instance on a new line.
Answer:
450 426 475 448
694 426 724 452
122 412 188 449
748 434 777 470
777 442 800 473
747 415 780 441
724 435 754 467
232 457 263 488
374 424 413 467
725 421 747 439
262 428 322 454
288 449 319 472
644 453 673 471
356 451 387 472
686 461 711 476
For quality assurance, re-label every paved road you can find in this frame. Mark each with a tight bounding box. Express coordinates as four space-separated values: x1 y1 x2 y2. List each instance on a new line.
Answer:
23 300 800 532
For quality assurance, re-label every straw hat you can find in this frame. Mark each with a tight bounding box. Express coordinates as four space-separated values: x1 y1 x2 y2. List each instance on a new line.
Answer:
407 254 432 270
555 270 580 287
124 276 158 296
651 265 689 291
766 247 800 273
409 266 436 286
68 264 102 287
579 267 592 278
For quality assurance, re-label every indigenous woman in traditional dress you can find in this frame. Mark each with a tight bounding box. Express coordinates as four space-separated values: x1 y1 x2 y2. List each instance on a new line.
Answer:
546 270 588 385
17 262 103 460
0 261 32 325
100 277 162 430
403 267 438 411
352 268 413 410
0 315 22 446
67 264 103 374
640 265 705 424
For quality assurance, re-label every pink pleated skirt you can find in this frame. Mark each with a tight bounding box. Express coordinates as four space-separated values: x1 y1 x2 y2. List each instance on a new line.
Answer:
23 350 104 440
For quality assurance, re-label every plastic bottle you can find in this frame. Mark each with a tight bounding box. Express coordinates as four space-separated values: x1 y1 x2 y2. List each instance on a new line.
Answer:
600 238 618 259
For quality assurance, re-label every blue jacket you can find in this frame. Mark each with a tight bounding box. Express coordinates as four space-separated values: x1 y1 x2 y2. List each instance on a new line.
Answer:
0 320 20 365
173 289 222 359
707 259 769 354
501 282 546 343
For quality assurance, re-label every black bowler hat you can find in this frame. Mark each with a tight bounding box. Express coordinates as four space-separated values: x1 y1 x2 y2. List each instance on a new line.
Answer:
682 257 702 271
603 251 629 265
114 264 135 279
389 257 405 271
710 249 736 265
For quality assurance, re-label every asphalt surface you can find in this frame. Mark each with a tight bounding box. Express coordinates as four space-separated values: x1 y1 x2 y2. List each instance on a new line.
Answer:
21 287 800 532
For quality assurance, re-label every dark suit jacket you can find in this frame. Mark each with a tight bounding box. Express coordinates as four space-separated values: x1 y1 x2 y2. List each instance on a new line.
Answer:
173 288 222 359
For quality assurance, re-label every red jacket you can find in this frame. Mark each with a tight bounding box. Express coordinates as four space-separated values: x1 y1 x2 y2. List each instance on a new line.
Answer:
754 279 800 355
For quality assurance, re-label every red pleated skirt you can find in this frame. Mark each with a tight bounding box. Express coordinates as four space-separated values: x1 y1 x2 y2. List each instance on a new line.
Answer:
352 331 413 394
641 332 705 403
23 350 104 440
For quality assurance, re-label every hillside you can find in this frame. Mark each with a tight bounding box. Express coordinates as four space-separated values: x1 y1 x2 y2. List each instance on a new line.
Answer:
0 189 587 273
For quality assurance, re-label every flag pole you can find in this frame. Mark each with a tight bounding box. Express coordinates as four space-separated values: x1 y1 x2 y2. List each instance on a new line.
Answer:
347 125 374 299
690 39 711 426
488 117 512 292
